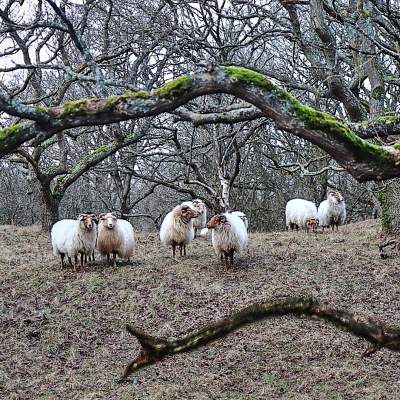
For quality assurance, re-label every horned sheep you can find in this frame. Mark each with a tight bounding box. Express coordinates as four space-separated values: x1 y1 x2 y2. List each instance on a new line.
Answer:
160 203 199 257
96 212 135 267
207 212 248 271
318 191 346 231
51 213 97 270
285 199 319 233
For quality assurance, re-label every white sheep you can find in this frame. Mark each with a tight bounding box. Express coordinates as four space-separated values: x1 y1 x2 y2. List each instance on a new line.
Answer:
231 211 249 230
199 227 210 238
51 214 97 270
285 199 319 233
207 213 248 271
182 199 207 236
96 213 135 267
160 203 198 257
318 191 346 231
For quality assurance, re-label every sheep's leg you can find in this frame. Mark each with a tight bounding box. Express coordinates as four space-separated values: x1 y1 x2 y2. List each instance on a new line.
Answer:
107 253 110 264
60 253 65 269
113 251 117 267
85 254 88 263
179 244 183 257
74 255 78 271
68 256 73 267
224 253 230 272
172 243 176 258
183 245 186 256
92 250 95 261
229 251 234 269
80 253 84 268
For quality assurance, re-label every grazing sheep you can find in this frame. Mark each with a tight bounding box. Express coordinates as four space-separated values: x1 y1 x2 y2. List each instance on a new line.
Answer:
231 211 249 230
318 191 346 231
51 214 97 270
96 213 135 267
285 199 319 233
182 199 207 236
160 203 198 257
207 213 248 271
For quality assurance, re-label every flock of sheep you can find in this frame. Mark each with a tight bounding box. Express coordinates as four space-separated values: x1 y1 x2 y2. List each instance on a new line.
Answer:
50 191 345 272
286 191 346 233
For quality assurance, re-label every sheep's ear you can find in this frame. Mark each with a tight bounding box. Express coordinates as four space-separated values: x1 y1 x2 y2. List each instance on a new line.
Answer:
98 213 106 219
78 214 87 220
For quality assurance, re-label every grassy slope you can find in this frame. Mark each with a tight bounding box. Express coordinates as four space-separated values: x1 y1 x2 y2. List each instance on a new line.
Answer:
0 220 399 399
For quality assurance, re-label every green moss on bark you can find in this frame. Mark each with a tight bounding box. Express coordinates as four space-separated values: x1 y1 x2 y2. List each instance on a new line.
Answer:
153 76 192 98
0 123 23 140
61 99 90 117
362 115 400 125
222 66 275 90
223 66 398 167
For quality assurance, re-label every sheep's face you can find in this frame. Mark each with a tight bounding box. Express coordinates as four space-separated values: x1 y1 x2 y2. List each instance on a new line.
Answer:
306 218 319 232
99 212 118 229
238 214 247 223
192 199 205 214
78 213 96 231
207 214 227 229
328 191 344 205
179 205 198 222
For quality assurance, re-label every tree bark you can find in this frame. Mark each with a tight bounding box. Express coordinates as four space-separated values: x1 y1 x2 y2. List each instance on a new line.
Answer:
379 180 400 234
120 297 400 382
40 186 61 231
1 66 400 181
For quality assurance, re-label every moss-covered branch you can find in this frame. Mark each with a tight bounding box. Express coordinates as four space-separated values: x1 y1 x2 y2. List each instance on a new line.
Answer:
120 296 400 382
1 64 400 180
53 129 146 194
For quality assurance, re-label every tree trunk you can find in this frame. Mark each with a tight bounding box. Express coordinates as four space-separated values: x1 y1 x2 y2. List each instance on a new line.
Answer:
41 186 61 231
379 180 400 234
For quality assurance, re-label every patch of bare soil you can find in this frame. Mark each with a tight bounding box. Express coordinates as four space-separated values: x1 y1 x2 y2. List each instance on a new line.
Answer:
1 220 399 399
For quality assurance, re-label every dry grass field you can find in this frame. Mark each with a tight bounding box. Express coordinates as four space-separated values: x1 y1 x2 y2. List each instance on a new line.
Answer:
1 220 400 399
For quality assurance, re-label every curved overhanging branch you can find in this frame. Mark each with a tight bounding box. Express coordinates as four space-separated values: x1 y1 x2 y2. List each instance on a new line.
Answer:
1 65 400 180
175 106 400 140
119 296 400 382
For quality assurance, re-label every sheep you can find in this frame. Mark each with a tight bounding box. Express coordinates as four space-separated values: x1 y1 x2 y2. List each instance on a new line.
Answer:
199 227 210 238
96 212 135 267
231 211 249 230
285 199 319 233
51 213 97 270
182 199 207 236
159 203 198 257
318 191 346 231
207 213 248 271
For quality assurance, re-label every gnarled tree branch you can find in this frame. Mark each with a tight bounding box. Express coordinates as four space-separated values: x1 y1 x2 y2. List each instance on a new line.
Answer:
1 65 400 180
120 296 400 382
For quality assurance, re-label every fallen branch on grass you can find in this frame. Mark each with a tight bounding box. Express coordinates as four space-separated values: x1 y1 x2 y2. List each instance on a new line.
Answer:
119 297 400 382
379 239 400 259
